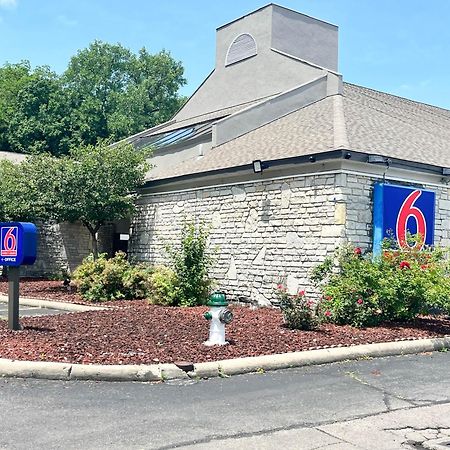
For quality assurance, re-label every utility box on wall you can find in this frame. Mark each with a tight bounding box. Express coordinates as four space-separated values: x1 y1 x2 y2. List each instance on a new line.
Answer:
372 183 435 256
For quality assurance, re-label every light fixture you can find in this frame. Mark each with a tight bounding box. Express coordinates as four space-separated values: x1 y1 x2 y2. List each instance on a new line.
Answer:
252 160 268 173
344 152 352 160
309 156 316 163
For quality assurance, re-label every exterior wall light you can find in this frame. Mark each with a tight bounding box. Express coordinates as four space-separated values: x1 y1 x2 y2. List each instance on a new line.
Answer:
309 156 316 163
253 160 268 173
344 152 352 159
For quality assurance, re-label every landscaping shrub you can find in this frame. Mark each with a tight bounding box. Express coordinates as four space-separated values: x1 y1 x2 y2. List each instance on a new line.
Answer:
312 241 450 327
166 221 214 307
148 266 179 306
275 285 320 330
73 252 152 302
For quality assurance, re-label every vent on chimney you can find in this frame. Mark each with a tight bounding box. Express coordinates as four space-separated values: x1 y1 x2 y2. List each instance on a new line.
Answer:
225 33 257 66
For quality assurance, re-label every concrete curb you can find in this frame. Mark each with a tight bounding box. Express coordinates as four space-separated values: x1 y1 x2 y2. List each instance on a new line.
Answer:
0 336 449 382
0 295 107 312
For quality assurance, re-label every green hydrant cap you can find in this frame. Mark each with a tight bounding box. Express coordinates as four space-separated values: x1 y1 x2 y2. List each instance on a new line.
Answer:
207 291 228 307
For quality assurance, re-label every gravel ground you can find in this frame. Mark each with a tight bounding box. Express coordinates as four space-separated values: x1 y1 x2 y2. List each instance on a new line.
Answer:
0 277 130 306
0 299 449 365
0 279 449 365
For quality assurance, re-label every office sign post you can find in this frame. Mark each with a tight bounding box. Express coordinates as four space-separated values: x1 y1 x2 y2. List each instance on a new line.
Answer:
372 183 435 257
0 222 37 330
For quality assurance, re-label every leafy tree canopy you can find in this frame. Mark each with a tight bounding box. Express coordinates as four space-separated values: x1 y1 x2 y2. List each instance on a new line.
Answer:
0 41 186 155
0 140 151 258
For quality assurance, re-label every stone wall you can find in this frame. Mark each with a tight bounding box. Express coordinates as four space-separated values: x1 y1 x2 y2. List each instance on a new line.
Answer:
22 222 115 277
338 173 450 250
130 173 348 304
130 170 450 305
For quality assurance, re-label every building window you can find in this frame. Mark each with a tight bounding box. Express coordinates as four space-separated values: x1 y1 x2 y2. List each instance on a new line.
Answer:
225 33 257 66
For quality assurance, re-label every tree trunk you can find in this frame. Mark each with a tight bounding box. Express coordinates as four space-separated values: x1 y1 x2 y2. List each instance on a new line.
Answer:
91 230 99 260
83 221 102 261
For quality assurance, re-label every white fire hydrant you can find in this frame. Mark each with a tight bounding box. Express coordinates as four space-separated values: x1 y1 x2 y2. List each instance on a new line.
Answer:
203 292 233 346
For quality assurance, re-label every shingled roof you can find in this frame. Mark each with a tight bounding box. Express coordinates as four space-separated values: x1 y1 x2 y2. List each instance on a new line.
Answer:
145 83 450 181
125 4 450 184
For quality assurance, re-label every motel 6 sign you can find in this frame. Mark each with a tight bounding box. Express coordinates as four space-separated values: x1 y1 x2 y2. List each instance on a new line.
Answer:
0 222 37 266
372 183 435 257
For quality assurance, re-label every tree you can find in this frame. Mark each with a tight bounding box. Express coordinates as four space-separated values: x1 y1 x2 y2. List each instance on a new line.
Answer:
0 155 64 221
0 62 76 155
0 141 150 259
56 141 151 258
0 42 186 155
0 61 33 151
64 41 186 146
7 67 75 156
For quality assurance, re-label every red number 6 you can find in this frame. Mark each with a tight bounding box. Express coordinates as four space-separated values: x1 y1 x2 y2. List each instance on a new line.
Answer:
396 190 426 250
3 227 16 251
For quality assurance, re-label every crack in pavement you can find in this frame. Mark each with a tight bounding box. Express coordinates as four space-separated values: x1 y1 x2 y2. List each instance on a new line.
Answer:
384 426 450 449
155 401 450 450
311 428 352 448
343 370 428 408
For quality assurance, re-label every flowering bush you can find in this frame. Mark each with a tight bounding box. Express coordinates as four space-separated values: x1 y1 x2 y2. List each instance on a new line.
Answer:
312 240 450 327
275 285 320 330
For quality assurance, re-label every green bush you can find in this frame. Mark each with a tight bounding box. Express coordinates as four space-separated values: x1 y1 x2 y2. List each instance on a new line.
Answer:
275 285 320 330
166 221 214 307
73 252 152 302
312 243 450 327
148 266 179 306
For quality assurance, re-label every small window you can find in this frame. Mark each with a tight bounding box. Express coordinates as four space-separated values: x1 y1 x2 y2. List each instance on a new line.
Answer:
225 33 257 66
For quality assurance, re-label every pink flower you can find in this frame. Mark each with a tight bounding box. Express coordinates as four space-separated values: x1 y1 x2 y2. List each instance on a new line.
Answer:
357 298 363 305
298 290 305 297
399 261 411 270
354 247 362 256
277 284 285 290
324 295 332 301
420 264 428 270
324 310 331 317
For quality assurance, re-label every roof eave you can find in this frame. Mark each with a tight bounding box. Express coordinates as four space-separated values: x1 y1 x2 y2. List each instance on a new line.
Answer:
141 149 447 191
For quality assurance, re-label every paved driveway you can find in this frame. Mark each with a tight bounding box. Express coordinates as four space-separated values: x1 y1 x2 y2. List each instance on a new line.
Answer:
0 352 450 449
0 302 68 318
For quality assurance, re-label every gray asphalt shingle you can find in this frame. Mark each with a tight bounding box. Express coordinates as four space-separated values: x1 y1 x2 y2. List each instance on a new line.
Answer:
146 83 450 181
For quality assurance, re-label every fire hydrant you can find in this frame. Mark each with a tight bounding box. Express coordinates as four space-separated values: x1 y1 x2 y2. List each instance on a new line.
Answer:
203 292 233 346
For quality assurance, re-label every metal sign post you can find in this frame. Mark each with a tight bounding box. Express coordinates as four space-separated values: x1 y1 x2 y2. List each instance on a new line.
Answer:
8 266 20 330
0 222 37 331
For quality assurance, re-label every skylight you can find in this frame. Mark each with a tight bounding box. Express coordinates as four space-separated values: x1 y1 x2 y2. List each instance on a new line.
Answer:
132 120 214 150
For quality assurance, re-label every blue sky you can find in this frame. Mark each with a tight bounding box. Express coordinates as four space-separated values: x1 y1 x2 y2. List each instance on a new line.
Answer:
1 0 449 109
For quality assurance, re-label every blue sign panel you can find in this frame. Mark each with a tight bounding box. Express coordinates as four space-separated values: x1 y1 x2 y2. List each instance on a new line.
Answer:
373 183 435 257
0 222 37 266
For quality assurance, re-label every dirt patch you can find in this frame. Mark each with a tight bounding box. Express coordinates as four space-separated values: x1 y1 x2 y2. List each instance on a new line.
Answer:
0 278 132 306
0 301 448 365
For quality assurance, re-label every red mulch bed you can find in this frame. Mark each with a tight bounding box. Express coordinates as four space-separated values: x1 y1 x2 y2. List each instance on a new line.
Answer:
0 278 130 307
0 277 83 303
0 301 449 365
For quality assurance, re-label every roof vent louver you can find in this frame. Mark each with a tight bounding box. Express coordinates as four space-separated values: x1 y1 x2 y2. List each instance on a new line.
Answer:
225 33 257 66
